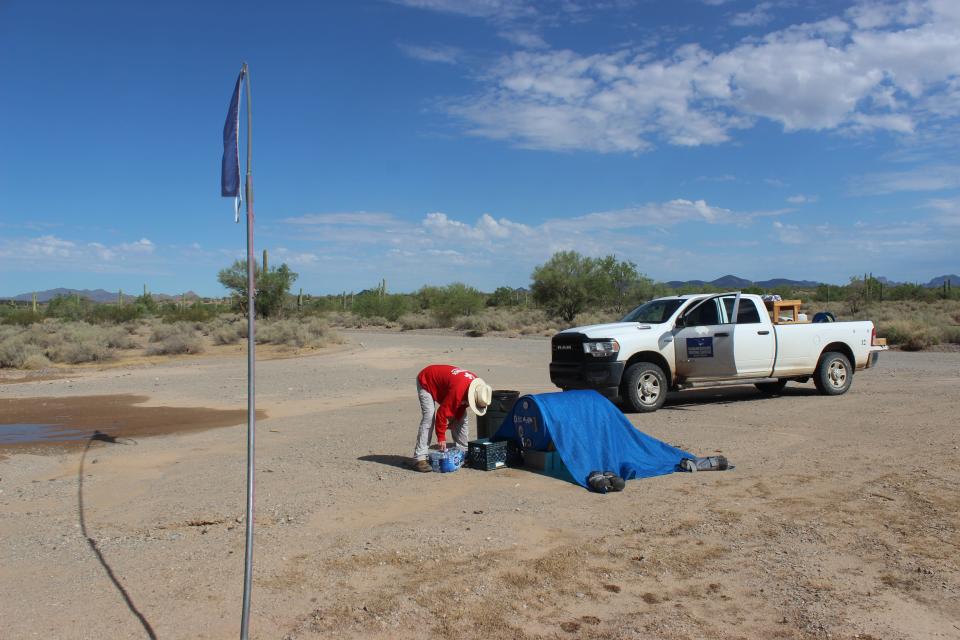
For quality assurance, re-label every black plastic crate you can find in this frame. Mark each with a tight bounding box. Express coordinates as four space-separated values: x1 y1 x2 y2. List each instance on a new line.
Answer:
468 438 513 471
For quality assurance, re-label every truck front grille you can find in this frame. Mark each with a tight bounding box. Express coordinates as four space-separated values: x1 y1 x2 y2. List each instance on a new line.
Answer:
551 332 587 363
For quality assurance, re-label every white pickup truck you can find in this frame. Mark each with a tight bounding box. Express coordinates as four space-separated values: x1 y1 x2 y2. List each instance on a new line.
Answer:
549 292 886 412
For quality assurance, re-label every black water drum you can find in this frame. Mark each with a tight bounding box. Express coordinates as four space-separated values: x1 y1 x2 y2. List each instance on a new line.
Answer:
476 390 520 439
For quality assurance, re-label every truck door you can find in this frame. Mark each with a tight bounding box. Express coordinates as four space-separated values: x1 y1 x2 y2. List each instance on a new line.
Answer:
721 295 777 378
673 297 736 381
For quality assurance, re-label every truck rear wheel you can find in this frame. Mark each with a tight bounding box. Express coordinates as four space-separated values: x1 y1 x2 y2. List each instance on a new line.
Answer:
755 379 787 395
622 362 667 412
814 351 852 396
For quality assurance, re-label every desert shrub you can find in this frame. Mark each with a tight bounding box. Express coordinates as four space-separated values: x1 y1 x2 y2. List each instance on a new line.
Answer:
146 333 205 355
44 323 114 364
0 335 42 368
45 295 93 321
418 283 484 325
256 317 340 348
352 292 413 321
22 352 52 369
150 322 195 343
88 305 143 324
1 309 44 326
212 322 244 345
162 303 220 323
573 310 618 326
455 316 490 336
144 321 204 355
398 313 437 331
103 326 138 349
941 325 960 345
901 329 940 351
881 319 941 351
455 313 507 334
323 311 393 328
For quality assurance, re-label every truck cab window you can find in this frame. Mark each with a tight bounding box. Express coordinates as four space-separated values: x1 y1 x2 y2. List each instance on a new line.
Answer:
622 299 683 323
722 297 762 323
683 299 720 326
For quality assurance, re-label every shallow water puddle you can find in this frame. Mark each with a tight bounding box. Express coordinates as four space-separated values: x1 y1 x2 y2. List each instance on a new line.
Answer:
0 394 265 450
0 423 90 444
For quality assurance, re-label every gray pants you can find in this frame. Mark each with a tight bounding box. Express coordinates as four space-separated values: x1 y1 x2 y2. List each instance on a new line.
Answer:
414 381 469 460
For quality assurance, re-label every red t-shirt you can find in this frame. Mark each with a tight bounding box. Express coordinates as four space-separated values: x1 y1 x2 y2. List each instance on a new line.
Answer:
417 364 478 443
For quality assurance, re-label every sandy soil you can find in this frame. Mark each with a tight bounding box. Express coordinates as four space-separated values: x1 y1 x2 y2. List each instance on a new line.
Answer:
0 330 958 640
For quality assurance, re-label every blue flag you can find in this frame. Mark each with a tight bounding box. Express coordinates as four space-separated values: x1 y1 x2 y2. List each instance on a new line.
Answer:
221 68 245 221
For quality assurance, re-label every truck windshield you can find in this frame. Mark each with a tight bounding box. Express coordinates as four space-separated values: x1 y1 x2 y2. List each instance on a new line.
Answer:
621 299 684 324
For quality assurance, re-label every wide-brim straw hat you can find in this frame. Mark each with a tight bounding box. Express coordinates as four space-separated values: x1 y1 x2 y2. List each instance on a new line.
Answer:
467 378 493 416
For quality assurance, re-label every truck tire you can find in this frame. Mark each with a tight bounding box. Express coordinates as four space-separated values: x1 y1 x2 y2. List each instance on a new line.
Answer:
622 362 667 412
813 351 852 396
755 379 787 395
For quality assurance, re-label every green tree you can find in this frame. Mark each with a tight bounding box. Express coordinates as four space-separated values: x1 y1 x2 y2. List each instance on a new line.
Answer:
218 260 298 318
487 286 521 307
531 251 652 321
46 295 93 321
352 291 413 321
135 292 157 313
429 283 485 324
530 251 597 322
593 256 654 312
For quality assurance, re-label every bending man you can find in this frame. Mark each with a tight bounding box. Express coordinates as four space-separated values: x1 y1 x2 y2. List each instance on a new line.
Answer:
412 364 492 472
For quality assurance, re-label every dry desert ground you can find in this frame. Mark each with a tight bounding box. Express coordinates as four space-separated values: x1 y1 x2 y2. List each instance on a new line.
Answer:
1 330 958 640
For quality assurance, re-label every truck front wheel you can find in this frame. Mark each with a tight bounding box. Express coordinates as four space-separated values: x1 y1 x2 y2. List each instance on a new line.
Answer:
814 351 852 396
622 362 668 412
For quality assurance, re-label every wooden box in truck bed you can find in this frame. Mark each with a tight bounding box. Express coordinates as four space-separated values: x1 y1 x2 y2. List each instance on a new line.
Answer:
764 299 807 324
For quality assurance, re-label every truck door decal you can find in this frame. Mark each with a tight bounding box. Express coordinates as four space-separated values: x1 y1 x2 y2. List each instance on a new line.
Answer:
686 337 714 358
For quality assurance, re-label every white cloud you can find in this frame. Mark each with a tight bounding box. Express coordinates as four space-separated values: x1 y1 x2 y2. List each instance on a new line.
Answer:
282 212 398 226
772 220 807 244
442 0 960 152
398 43 462 64
272 247 321 266
119 238 155 254
391 0 534 19
498 29 548 48
0 235 165 274
786 194 819 204
922 196 960 225
730 2 775 28
276 198 788 284
849 164 960 195
20 235 77 258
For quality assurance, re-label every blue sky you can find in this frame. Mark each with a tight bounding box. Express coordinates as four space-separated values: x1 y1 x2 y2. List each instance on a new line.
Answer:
1 0 958 297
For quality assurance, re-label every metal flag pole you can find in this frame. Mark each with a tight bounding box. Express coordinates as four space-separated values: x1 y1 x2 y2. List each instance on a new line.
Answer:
239 61 256 640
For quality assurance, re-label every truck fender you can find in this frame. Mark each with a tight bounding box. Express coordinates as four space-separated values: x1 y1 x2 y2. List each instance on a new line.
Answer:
820 342 856 372
623 351 674 388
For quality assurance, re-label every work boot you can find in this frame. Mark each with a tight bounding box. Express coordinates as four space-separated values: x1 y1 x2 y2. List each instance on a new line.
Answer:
603 471 626 492
411 458 432 473
588 471 610 493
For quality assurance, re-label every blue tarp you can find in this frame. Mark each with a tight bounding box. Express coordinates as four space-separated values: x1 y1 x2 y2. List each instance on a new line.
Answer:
493 390 694 489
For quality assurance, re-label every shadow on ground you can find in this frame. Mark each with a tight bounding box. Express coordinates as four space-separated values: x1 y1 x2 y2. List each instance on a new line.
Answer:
78 431 157 640
358 454 412 469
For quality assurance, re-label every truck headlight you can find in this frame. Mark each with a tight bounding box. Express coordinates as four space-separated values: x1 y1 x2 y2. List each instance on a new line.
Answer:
583 339 620 357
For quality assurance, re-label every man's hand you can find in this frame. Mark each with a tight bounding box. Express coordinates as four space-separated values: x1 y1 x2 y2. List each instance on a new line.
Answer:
438 441 447 452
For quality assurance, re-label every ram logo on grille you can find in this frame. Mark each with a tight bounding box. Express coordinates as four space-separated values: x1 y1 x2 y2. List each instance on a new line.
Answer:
555 344 573 350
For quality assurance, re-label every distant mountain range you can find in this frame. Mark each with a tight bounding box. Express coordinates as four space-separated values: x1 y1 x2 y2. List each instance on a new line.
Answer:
663 274 959 290
3 288 202 303
3 275 957 303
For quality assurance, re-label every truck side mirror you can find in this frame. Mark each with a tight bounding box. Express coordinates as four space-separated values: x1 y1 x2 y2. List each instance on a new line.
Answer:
675 316 686 328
